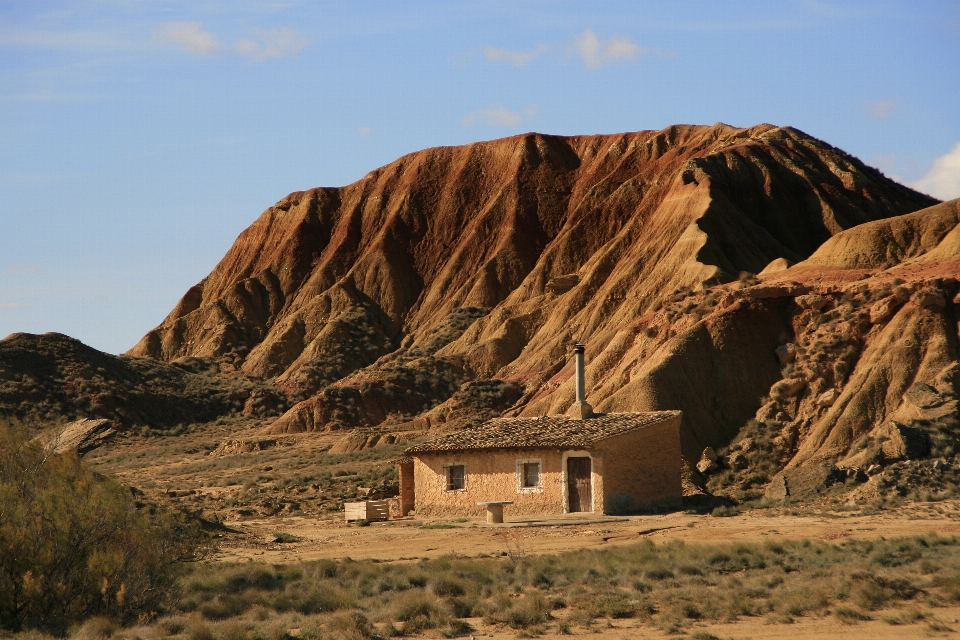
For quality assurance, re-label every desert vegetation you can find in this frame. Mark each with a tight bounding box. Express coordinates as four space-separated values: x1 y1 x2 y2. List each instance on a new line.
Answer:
0 420 210 634
11 531 960 638
85 419 402 522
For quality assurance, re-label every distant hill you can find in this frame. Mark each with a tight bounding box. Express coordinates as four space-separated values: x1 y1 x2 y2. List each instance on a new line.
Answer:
0 332 285 429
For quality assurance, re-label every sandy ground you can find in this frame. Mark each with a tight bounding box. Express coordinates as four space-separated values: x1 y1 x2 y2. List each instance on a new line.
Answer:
215 500 960 564
415 611 960 639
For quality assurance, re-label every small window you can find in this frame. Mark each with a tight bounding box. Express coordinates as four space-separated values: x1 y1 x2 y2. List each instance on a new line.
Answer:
446 464 465 491
516 458 543 493
522 462 540 488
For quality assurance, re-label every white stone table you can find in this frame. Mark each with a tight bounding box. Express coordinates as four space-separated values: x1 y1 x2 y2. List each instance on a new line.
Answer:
477 500 514 524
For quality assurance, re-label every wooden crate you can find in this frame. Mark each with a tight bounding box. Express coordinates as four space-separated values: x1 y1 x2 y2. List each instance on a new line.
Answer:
344 499 390 522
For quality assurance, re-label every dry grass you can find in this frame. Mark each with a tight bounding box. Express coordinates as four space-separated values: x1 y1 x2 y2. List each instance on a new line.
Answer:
2 533 953 638
84 420 404 521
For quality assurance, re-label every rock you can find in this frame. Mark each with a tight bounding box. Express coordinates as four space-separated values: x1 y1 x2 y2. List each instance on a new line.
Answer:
738 437 755 451
816 389 839 408
765 462 841 500
764 474 789 500
41 418 116 456
866 464 882 476
728 450 748 470
745 283 813 300
932 459 946 473
796 294 829 311
696 459 719 474
756 400 780 422
880 421 929 461
934 363 959 397
842 467 866 483
771 377 806 400
696 447 719 474
775 343 797 366
912 288 946 309
779 423 799 449
904 382 945 409
210 438 278 457
546 274 579 294
718 293 739 309
869 296 902 323
759 257 794 275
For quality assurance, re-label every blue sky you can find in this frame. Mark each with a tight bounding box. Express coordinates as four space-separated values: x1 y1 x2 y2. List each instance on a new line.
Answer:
2 0 959 354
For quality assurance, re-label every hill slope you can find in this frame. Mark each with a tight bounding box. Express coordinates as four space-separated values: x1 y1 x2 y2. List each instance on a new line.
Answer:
128 123 935 452
0 332 281 429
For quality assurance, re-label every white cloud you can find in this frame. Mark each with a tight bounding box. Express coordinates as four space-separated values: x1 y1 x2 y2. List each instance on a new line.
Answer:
461 104 538 128
234 27 308 62
912 142 960 201
152 21 221 55
152 22 307 62
484 44 548 67
358 126 372 137
864 98 897 120
574 29 641 69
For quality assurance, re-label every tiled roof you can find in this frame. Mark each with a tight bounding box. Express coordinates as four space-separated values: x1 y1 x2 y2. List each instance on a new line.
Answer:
403 411 681 454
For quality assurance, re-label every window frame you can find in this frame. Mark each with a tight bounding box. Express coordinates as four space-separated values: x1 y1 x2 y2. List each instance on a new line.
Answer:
443 462 466 492
515 457 543 494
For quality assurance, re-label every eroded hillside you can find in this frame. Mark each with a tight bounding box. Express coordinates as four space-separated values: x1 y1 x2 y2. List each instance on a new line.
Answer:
127 124 935 448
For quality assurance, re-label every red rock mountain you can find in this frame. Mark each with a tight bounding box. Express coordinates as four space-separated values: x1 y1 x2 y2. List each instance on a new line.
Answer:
129 123 940 468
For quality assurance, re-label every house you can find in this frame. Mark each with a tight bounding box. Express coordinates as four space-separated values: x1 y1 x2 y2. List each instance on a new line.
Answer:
396 344 683 517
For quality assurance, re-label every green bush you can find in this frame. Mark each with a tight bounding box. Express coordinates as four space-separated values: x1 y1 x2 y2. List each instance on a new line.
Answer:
0 420 210 634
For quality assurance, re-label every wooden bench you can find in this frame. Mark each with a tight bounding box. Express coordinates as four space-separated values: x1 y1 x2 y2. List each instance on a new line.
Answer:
477 500 513 524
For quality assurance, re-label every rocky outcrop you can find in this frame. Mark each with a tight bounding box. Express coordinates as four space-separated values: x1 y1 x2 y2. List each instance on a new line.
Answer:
38 418 116 456
702 200 960 501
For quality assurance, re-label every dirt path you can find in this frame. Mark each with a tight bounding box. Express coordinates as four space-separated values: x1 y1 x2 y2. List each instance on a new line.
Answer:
214 499 960 564
458 609 960 638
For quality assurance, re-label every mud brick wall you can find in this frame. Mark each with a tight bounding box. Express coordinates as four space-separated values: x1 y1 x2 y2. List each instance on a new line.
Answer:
598 414 683 512
413 450 569 517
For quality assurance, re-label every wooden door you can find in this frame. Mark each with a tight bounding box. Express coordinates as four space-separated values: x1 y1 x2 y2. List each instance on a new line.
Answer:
567 457 592 512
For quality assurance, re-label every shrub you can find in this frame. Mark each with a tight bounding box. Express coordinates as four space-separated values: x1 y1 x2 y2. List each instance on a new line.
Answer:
0 420 210 634
484 594 550 629
432 579 466 597
392 593 444 631
833 606 872 624
442 619 474 638
187 621 217 640
273 532 299 543
295 585 356 614
326 612 372 640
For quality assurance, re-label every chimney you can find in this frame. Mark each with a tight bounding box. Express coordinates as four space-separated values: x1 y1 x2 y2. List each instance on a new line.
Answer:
570 343 594 419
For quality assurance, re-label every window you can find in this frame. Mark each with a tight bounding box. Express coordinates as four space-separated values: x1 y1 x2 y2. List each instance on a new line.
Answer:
446 464 465 491
522 462 540 488
515 458 543 493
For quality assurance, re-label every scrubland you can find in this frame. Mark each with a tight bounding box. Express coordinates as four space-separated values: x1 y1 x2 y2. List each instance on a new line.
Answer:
12 533 960 640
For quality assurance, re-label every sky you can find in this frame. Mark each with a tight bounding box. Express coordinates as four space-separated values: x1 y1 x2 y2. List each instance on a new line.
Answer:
2 0 959 355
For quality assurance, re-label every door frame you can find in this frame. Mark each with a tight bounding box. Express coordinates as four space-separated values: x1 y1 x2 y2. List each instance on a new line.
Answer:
561 450 594 514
